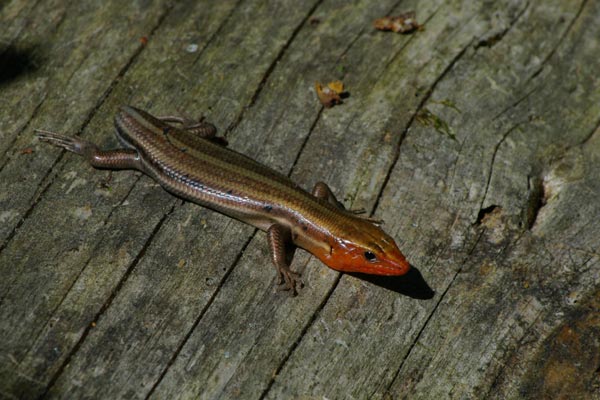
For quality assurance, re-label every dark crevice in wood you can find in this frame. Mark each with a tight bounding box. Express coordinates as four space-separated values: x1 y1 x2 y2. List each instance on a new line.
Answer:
39 202 178 399
378 4 441 76
289 106 324 175
526 109 598 229
527 0 588 82
24 6 177 395
191 0 245 67
385 228 486 393
22 175 145 360
258 273 343 400
575 113 600 149
339 0 412 73
333 26 365 70
476 204 502 225
145 229 258 399
474 1 529 49
525 175 546 230
372 36 474 214
224 0 324 135
98 175 145 228
379 31 416 76
476 122 523 225
0 150 60 258
0 4 173 257
492 85 539 121
0 89 46 174
483 329 531 398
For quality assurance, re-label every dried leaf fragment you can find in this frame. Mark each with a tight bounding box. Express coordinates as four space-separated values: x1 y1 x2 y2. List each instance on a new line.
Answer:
374 12 422 34
327 80 344 94
315 80 345 108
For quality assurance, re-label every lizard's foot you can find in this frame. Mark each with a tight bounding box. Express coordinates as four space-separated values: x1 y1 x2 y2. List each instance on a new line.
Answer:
276 267 303 296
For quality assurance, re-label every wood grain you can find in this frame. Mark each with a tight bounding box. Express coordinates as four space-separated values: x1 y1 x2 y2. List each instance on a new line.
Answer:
1 0 598 398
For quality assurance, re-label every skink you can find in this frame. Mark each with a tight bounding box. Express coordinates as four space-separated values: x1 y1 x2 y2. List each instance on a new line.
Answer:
36 106 410 293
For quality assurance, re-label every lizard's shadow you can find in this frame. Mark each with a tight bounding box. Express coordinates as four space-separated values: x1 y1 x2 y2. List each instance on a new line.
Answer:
348 265 434 299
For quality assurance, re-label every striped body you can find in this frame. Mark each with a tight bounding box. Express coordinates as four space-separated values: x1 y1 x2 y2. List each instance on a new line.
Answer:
37 106 410 281
116 107 357 255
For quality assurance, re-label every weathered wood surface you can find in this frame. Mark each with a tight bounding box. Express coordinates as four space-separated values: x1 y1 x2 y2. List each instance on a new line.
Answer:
1 0 599 398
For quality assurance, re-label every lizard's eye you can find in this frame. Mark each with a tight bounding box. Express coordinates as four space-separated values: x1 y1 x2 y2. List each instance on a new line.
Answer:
364 251 376 262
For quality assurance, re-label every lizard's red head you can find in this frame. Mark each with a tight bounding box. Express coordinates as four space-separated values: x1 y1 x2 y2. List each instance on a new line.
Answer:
312 219 410 276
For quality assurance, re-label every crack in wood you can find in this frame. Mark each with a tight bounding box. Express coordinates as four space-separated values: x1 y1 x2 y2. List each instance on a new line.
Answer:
378 4 442 77
10 6 179 395
574 112 600 149
0 91 46 174
476 204 502 225
0 3 172 257
476 121 525 224
39 202 178 399
527 0 588 82
492 85 539 121
258 272 343 400
474 1 530 49
21 175 145 363
289 107 324 175
191 0 245 67
224 0 324 135
385 227 486 392
525 175 546 230
513 110 599 232
372 36 475 215
145 228 258 399
0 153 60 257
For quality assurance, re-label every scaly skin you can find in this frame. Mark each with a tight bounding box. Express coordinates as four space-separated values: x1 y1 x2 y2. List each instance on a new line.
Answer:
36 106 410 294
